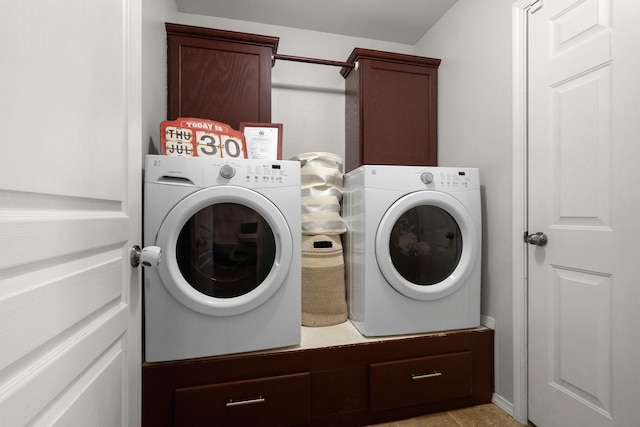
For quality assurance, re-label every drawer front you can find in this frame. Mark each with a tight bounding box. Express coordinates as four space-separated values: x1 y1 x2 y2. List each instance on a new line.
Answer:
370 351 473 412
174 372 310 427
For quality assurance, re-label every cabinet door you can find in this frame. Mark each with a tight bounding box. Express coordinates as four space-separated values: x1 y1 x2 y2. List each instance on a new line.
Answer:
343 49 440 172
369 351 473 412
167 24 277 129
360 58 438 167
174 372 310 427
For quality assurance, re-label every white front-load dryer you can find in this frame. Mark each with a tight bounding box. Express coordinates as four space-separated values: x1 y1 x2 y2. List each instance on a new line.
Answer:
143 155 301 362
343 165 481 337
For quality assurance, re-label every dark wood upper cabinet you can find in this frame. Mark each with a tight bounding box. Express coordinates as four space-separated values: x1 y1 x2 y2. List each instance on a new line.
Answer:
166 23 279 129
341 48 441 172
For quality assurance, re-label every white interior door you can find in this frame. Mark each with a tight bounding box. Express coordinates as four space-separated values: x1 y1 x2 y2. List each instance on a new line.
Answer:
527 0 640 425
0 1 141 425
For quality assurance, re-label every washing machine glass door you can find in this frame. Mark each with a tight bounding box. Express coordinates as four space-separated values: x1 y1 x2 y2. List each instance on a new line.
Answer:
156 186 293 316
375 191 478 301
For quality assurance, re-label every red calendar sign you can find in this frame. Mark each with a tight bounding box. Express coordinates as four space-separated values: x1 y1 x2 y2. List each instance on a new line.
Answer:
160 118 248 158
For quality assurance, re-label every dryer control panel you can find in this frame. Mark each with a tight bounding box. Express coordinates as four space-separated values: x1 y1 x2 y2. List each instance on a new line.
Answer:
347 165 479 193
205 160 300 188
145 155 301 188
432 170 475 190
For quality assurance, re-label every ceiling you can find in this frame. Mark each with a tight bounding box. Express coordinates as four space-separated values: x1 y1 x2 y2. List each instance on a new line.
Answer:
174 0 458 45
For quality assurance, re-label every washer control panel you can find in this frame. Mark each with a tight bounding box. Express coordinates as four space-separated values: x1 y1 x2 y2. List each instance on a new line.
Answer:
432 170 473 190
204 159 301 187
353 165 479 192
145 155 301 188
243 163 288 184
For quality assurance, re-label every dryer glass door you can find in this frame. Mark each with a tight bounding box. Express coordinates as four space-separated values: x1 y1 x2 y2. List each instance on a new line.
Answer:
389 205 462 285
375 191 478 301
156 186 293 316
176 202 275 298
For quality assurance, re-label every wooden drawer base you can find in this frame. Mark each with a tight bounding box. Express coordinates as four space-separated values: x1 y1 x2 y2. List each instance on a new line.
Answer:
174 373 310 427
370 351 473 412
143 327 494 426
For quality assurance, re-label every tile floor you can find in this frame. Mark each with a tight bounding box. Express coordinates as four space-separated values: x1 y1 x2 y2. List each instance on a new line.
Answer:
370 403 532 427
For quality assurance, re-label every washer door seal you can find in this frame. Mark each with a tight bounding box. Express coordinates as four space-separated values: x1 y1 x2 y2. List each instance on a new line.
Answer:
375 190 479 301
155 186 293 316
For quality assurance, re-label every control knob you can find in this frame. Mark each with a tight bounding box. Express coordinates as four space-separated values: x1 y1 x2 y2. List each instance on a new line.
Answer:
220 164 236 179
420 171 434 184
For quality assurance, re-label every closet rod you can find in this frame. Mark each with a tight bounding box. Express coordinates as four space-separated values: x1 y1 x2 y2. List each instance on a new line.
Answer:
273 53 357 69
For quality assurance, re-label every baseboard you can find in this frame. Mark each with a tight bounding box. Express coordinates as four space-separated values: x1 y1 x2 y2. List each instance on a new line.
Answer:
480 315 495 329
492 393 515 418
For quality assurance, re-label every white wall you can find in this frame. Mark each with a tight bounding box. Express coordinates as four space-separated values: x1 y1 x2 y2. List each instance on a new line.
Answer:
141 0 178 162
415 0 515 407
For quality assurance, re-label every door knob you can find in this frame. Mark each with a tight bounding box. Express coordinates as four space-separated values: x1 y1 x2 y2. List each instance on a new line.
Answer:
526 232 548 246
130 245 162 268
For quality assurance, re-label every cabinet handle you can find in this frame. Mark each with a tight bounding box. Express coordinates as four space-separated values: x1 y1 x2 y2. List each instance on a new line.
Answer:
226 396 266 407
411 371 442 380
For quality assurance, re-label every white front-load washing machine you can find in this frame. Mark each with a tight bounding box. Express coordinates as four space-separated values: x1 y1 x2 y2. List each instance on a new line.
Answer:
343 165 481 337
143 155 301 362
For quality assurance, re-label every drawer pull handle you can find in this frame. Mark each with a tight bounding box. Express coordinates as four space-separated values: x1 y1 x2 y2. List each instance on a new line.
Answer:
226 396 266 407
411 371 442 380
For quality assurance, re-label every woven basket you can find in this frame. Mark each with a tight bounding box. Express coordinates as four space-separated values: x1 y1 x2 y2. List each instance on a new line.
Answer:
301 234 348 326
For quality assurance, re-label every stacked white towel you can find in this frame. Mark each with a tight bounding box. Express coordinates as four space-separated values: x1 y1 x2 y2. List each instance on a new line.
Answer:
290 152 347 235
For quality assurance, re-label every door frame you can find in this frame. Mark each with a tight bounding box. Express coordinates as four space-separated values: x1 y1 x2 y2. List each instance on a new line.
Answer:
511 0 537 424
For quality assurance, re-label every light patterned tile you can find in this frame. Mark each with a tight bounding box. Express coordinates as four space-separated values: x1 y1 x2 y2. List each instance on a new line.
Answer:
397 412 462 427
369 412 461 427
448 404 523 427
369 404 527 427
